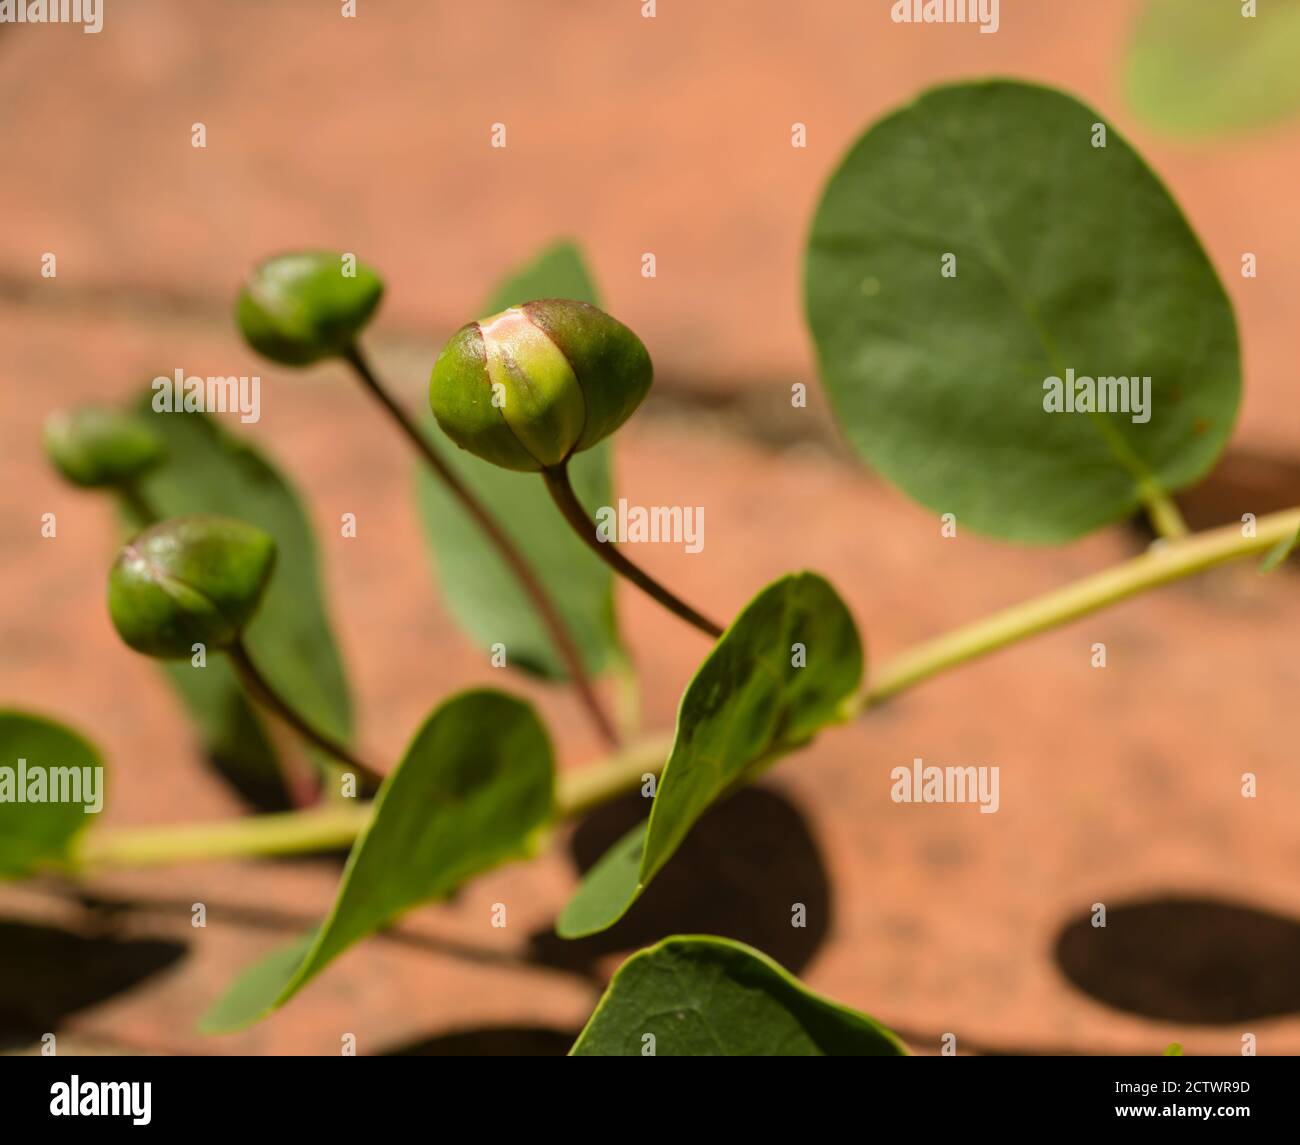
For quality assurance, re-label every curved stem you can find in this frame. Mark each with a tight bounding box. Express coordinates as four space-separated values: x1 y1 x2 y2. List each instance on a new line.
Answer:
541 462 723 639
341 343 620 749
228 640 385 789
855 506 1300 712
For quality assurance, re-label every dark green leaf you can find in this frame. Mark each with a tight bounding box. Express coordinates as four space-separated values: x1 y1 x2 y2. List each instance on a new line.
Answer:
128 394 353 744
570 936 907 1056
416 240 624 678
558 573 861 937
806 80 1240 543
0 712 105 879
1127 0 1300 137
200 690 554 1032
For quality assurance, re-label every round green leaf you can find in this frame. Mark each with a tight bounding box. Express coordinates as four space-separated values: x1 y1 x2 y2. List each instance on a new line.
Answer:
0 712 105 879
570 936 907 1056
806 80 1240 543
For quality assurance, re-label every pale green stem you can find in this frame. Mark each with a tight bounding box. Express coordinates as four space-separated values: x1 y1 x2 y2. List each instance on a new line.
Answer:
73 735 672 872
72 804 372 870
71 506 1300 873
854 505 1300 711
554 734 671 819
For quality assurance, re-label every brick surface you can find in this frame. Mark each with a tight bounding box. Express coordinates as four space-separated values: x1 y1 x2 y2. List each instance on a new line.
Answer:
0 1 1296 448
2 1 1299 1057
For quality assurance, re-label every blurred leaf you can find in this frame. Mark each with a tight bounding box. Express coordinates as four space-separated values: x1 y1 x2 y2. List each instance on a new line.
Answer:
805 80 1240 543
570 936 906 1056
558 573 861 938
1127 0 1300 137
128 393 352 766
200 690 554 1032
1259 526 1300 574
1163 1042 1184 1056
0 711 105 879
558 819 649 940
482 240 603 314
199 932 315 1037
416 240 624 678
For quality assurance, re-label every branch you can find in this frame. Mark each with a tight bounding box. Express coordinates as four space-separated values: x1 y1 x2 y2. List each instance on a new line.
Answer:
74 735 671 871
857 506 1299 710
73 506 1300 872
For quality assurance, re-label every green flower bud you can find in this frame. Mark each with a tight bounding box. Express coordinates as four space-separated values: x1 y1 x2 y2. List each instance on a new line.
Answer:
43 406 165 489
108 515 276 659
428 299 653 471
236 252 384 366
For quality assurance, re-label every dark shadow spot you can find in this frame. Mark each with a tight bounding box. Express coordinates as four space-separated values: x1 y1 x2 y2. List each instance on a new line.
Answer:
0 919 186 1050
1054 895 1300 1024
382 1025 577 1056
527 783 830 978
201 744 294 814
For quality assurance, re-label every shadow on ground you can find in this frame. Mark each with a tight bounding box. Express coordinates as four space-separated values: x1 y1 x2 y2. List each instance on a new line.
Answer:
0 918 187 1050
1054 894 1300 1024
526 783 830 979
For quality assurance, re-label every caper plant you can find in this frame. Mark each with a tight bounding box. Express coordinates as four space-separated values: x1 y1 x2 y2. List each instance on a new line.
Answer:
8 79 1294 1055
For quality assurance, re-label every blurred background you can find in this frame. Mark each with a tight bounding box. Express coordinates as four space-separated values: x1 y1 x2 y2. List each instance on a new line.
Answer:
2 0 1300 1055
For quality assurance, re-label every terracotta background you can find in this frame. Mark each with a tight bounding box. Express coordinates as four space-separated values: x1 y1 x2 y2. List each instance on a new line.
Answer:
2 0 1299 1055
